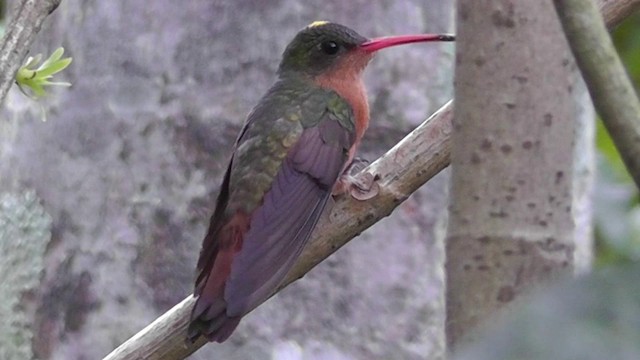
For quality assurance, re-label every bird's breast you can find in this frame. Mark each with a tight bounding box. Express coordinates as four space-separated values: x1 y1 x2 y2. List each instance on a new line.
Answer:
314 74 369 162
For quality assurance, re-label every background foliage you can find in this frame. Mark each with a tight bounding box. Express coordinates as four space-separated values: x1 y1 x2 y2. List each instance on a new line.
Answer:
596 12 640 265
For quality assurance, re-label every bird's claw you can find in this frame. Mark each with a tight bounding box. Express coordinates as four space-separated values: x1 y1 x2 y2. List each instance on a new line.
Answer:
349 172 380 201
332 172 380 201
346 157 371 175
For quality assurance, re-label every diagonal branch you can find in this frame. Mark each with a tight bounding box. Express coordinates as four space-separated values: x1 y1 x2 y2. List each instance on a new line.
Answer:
554 0 640 189
103 0 639 358
0 0 62 105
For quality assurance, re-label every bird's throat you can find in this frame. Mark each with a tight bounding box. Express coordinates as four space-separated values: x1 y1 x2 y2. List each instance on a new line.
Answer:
313 71 370 155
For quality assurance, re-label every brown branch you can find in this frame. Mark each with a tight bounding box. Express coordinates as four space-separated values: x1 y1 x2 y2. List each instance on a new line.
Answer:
599 0 640 29
555 0 640 189
103 0 638 358
0 0 62 105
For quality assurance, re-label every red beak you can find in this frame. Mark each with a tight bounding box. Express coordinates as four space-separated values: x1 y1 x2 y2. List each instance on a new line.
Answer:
360 34 455 53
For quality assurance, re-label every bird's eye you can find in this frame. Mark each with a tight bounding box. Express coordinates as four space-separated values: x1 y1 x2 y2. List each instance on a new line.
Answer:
320 41 340 55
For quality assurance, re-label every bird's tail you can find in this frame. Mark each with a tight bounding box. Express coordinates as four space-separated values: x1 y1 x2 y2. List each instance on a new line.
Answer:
187 269 243 343
187 306 241 343
188 214 248 343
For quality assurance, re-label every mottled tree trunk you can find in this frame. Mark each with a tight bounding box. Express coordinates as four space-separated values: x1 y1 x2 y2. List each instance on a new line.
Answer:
0 1 454 359
446 0 593 350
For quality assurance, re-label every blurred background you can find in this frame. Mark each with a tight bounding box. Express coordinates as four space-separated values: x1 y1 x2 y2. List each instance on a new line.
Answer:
0 1 454 359
0 1 639 360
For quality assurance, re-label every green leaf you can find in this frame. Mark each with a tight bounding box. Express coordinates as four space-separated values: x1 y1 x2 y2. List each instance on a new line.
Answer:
15 47 73 99
23 54 42 69
39 47 65 69
36 57 72 78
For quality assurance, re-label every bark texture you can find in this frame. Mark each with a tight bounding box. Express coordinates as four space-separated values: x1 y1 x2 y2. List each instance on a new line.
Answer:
0 1 454 359
446 0 592 349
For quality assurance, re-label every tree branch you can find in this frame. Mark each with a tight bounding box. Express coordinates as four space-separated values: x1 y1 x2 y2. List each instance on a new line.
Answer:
555 0 640 189
0 0 61 105
599 0 640 29
103 0 638 358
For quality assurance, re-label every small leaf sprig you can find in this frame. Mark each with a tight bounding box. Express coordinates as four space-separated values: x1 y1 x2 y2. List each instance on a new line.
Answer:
16 47 73 98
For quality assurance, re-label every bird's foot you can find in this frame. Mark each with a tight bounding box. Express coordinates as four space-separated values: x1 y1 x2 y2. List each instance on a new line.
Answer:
345 157 370 175
332 172 380 201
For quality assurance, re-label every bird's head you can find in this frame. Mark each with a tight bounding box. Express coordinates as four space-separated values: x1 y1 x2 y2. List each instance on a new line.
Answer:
277 21 454 79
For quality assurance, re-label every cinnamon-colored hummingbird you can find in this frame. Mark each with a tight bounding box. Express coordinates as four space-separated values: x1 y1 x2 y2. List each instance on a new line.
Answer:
188 21 454 343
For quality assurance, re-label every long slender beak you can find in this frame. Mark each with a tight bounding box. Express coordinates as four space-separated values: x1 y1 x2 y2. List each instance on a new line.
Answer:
360 34 455 53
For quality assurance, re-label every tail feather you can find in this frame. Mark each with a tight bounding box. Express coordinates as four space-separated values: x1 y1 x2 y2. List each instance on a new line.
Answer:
188 213 249 343
187 308 241 343
208 315 242 343
188 268 242 343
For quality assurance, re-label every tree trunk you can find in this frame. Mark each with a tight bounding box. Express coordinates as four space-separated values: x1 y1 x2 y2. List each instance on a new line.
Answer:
0 1 454 359
446 0 593 349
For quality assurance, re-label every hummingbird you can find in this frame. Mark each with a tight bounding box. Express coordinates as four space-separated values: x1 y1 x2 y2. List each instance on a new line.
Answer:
188 21 454 343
